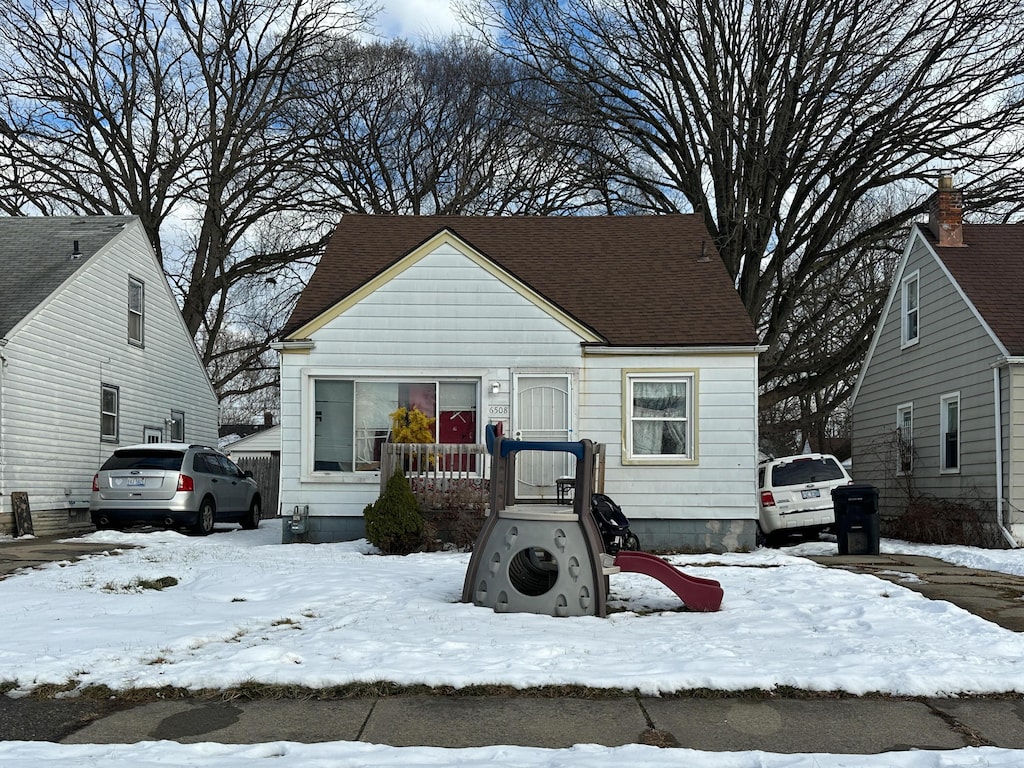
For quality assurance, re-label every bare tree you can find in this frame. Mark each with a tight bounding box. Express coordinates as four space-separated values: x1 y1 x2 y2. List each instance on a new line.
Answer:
469 0 1024 438
303 37 638 216
0 0 372 402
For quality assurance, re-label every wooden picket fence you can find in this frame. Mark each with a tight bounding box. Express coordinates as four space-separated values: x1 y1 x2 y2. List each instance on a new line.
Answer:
236 455 280 518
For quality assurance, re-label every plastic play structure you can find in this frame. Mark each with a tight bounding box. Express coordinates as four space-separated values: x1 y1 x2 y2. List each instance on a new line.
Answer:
461 426 723 617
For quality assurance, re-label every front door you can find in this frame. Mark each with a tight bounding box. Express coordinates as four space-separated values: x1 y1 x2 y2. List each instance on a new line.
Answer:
513 374 572 499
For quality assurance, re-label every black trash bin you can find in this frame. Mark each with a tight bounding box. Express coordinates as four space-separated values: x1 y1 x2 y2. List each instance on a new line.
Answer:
832 484 880 555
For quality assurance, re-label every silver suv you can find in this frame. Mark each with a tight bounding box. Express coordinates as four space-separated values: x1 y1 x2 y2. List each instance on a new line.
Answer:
90 443 261 535
757 453 852 546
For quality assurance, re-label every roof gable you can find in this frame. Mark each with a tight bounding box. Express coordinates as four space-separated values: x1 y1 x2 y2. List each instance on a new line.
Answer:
924 222 1024 356
0 216 135 337
289 229 602 342
283 215 758 347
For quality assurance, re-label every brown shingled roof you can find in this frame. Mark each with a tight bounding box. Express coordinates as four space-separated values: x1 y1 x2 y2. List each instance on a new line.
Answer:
924 223 1024 355
283 214 758 347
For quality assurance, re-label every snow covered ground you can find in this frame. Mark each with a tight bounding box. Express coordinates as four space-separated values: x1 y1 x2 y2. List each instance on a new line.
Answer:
2 525 1023 767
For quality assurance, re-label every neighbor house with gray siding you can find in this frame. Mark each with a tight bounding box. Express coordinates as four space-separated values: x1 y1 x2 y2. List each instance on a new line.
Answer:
0 217 219 536
851 176 1024 547
274 215 763 552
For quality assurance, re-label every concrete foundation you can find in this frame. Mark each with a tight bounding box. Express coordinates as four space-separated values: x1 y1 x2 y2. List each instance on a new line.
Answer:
280 515 758 553
628 517 757 553
280 515 366 544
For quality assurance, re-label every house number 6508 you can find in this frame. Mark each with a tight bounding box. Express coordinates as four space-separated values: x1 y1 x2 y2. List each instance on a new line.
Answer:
488 405 509 417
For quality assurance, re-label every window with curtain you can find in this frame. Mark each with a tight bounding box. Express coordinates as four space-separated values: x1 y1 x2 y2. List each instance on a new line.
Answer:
626 373 693 461
312 379 476 472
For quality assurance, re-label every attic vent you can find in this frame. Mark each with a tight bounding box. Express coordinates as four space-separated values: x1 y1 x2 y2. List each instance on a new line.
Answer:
70 240 82 259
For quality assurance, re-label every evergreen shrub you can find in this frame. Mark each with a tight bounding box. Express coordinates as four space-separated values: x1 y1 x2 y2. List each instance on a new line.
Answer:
363 468 425 554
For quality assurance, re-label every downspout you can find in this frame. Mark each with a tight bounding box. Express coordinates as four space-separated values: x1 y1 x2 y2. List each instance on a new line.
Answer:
993 365 1019 548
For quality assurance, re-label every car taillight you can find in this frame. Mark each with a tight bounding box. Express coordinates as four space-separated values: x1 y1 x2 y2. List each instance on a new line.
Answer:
92 473 99 491
760 491 776 507
177 474 195 492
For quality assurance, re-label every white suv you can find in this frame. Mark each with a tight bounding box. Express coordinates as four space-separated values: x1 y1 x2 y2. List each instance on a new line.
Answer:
757 453 853 546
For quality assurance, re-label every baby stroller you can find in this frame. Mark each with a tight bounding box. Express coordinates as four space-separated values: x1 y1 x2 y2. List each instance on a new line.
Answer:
590 493 641 554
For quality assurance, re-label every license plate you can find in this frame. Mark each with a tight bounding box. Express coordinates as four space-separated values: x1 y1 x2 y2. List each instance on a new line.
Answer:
125 478 146 487
801 488 820 499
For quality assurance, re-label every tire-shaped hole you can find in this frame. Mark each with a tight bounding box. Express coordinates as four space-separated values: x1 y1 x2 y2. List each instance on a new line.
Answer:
508 547 559 597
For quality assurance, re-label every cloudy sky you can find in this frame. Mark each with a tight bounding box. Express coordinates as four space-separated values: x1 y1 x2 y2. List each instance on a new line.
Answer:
373 0 465 40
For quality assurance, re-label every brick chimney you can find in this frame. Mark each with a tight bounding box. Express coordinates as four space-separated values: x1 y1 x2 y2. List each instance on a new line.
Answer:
928 173 964 247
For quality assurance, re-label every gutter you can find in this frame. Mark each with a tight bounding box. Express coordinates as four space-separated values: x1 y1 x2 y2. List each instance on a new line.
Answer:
992 363 1019 548
271 340 315 352
581 344 768 356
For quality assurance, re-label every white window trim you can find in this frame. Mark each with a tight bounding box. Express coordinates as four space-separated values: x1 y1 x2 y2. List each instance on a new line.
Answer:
901 270 920 349
940 392 961 474
622 369 697 465
101 383 119 443
128 275 145 347
896 402 913 475
304 374 481 478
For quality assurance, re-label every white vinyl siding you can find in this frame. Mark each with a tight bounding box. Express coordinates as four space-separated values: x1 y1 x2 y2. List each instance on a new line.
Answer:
0 219 218 522
280 244 586 518
279 243 760 524
581 353 757 522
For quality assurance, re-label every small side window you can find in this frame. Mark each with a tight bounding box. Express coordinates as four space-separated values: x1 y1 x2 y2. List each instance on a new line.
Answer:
901 272 919 347
940 393 960 472
101 384 119 442
169 411 185 442
897 403 913 474
128 276 145 346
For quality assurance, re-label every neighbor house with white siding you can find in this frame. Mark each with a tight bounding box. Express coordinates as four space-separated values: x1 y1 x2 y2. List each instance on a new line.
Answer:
0 217 219 536
275 215 763 552
851 176 1024 548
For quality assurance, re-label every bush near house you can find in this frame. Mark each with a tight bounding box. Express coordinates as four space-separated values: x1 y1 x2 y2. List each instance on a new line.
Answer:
363 468 425 555
885 496 1006 549
412 477 488 550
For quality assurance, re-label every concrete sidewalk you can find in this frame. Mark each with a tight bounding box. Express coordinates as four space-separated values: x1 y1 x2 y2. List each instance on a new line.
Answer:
0 692 1020 752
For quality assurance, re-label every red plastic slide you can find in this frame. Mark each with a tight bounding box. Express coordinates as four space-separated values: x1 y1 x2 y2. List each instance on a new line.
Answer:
613 551 724 612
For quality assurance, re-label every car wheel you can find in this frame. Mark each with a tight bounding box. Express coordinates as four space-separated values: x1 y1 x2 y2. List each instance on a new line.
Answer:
755 525 771 549
241 498 261 530
193 498 215 536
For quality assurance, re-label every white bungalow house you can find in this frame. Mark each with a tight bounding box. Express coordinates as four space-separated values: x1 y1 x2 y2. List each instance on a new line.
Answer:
275 215 763 552
0 217 219 536
851 175 1024 548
